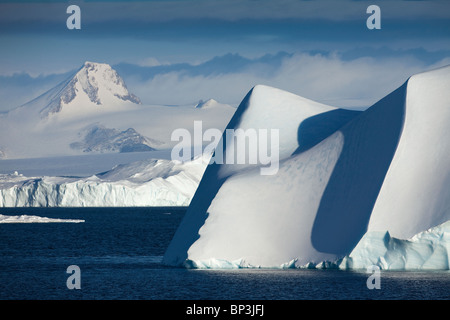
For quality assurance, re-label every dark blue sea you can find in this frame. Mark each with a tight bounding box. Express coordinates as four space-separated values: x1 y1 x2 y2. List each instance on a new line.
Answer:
0 207 449 301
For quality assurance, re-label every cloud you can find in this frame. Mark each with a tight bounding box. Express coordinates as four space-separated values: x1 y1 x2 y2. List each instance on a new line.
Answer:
126 51 443 109
1 50 447 113
2 0 450 25
1 0 448 79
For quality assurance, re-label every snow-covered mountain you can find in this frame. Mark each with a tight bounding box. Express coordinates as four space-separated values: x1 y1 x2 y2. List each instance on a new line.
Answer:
70 123 159 153
163 65 450 270
0 61 236 159
25 61 141 118
195 98 224 109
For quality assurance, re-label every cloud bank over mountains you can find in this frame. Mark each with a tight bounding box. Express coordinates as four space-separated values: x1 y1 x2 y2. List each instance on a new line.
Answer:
1 1 448 112
1 50 449 112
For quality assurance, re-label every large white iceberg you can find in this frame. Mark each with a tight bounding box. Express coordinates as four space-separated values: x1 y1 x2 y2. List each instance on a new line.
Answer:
163 65 450 270
0 155 208 207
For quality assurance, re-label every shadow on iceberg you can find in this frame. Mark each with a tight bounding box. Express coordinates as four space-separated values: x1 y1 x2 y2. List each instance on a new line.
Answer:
311 81 407 255
293 109 361 155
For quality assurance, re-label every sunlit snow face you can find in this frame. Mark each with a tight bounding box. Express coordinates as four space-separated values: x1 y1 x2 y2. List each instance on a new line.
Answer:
171 121 280 176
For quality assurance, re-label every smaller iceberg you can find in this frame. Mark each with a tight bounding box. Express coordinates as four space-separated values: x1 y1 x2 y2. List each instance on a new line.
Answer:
0 214 84 223
339 221 450 270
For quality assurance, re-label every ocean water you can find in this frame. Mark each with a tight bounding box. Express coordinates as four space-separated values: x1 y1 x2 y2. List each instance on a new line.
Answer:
0 207 448 300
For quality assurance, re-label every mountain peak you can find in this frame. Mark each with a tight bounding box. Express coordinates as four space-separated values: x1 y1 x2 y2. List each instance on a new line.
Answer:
34 61 141 117
72 61 141 105
83 61 99 67
195 98 219 109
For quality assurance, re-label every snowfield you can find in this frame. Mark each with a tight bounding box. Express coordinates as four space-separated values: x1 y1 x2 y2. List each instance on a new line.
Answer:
0 155 209 207
163 65 450 270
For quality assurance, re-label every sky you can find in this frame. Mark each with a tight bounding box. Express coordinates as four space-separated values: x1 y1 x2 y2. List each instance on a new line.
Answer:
0 0 449 110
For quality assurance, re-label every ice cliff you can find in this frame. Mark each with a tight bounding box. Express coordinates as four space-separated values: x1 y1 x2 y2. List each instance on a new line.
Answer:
0 155 208 207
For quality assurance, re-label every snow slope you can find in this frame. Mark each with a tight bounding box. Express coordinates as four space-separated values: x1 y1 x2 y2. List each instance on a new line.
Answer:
0 155 209 207
163 65 450 270
367 66 450 239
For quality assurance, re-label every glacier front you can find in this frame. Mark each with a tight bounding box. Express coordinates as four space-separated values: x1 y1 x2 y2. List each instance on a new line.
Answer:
0 155 208 207
163 65 450 270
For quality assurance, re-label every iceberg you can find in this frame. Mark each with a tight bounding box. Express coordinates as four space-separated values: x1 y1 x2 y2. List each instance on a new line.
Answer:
163 65 450 270
0 155 208 207
0 214 84 223
340 221 450 270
